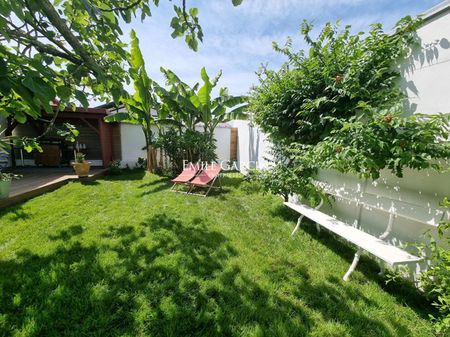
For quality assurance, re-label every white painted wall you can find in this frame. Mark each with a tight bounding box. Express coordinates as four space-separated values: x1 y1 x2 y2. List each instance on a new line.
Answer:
119 123 232 167
119 123 147 168
399 6 450 116
297 7 450 275
228 120 273 172
210 125 231 163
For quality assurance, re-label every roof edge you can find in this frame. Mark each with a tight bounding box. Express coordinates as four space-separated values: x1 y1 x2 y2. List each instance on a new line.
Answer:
420 0 450 22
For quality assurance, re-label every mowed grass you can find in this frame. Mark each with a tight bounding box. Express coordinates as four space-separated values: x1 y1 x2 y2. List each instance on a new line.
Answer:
0 170 435 337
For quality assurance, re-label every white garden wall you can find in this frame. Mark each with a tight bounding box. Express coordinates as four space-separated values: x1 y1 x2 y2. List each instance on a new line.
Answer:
399 3 450 116
119 123 148 168
229 3 450 275
208 125 231 163
228 120 273 172
119 123 232 168
297 4 450 275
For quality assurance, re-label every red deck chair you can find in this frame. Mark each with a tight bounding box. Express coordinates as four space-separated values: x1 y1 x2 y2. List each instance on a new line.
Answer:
187 163 222 197
171 163 200 192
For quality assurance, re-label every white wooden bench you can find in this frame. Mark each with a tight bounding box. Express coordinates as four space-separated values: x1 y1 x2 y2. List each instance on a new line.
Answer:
284 180 433 281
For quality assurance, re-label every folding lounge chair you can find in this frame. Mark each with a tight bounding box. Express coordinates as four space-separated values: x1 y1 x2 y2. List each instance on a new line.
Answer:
187 163 222 197
171 163 200 192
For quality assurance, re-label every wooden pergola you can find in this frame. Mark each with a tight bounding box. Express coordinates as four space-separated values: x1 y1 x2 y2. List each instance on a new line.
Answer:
5 106 115 168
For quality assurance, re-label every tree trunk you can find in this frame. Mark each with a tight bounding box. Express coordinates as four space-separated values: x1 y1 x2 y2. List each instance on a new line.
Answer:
159 148 164 170
147 147 154 172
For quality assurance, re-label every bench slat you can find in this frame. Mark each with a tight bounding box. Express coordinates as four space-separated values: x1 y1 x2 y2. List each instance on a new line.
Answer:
285 202 421 266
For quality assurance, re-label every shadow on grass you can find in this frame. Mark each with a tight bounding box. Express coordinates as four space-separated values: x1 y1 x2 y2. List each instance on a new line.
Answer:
262 258 413 335
139 176 170 189
78 180 100 186
0 205 30 221
99 169 146 181
48 225 84 241
0 212 430 336
270 203 296 222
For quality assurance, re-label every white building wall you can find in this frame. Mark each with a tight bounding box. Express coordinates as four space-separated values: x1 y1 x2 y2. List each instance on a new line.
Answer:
399 6 450 116
119 123 147 168
228 120 273 172
212 126 231 163
308 6 450 271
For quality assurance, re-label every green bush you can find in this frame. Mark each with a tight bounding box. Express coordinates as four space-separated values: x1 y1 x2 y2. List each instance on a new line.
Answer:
107 160 122 175
155 128 217 175
245 153 325 205
421 198 450 336
250 17 449 184
135 157 147 169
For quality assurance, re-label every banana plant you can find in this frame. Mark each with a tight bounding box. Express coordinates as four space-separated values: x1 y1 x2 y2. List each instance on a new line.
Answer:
156 67 248 141
104 29 162 171
156 68 200 132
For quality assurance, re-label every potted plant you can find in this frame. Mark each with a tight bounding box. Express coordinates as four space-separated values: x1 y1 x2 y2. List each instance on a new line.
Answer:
72 152 91 177
0 172 21 199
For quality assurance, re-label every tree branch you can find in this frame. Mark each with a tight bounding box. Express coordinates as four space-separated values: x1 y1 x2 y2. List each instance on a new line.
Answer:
36 0 104 76
101 0 143 12
6 27 83 65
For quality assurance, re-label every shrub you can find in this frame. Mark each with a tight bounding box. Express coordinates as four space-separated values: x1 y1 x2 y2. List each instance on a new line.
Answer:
107 160 122 175
421 198 450 336
136 157 147 169
245 148 325 205
74 152 86 163
155 128 217 175
250 16 449 199
0 172 21 182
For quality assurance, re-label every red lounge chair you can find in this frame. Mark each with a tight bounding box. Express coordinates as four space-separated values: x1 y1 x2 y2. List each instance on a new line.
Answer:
171 163 200 192
187 163 222 197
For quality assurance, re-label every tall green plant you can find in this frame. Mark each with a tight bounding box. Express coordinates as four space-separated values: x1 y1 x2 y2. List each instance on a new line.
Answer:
250 17 449 202
105 30 161 171
157 67 248 142
421 198 450 336
0 0 243 151
155 128 217 174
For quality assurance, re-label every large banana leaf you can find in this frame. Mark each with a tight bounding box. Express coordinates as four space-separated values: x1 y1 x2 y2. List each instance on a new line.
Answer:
198 67 212 107
157 66 249 137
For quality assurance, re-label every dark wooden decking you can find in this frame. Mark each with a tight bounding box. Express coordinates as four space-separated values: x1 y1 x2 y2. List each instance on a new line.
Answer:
0 167 106 209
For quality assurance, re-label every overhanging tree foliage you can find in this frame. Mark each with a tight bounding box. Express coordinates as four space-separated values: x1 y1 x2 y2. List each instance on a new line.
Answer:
0 0 243 151
250 17 449 200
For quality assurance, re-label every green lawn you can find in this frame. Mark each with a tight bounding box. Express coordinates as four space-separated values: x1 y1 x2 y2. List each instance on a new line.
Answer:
0 170 434 337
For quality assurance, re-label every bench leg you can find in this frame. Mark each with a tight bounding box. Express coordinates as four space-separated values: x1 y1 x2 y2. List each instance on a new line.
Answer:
314 199 324 234
378 265 386 277
291 215 304 236
343 248 363 281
